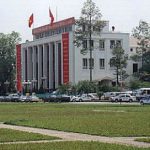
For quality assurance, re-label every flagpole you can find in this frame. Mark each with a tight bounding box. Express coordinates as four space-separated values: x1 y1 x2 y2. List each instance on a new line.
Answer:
56 6 58 22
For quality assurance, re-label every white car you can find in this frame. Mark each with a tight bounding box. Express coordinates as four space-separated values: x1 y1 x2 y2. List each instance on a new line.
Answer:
73 94 92 102
110 94 136 102
88 93 99 101
140 96 150 105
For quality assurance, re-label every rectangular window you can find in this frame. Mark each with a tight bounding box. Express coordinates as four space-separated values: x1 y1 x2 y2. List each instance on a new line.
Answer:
83 40 87 49
110 40 115 49
110 40 122 49
99 40 105 50
83 58 88 69
89 58 94 69
90 40 94 49
110 58 115 68
116 40 121 47
99 59 105 69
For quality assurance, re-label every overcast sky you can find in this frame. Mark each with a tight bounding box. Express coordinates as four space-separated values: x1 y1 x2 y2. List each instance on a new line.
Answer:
0 0 149 42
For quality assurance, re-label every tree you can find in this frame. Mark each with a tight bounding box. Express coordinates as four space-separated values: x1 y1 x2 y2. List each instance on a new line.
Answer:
74 0 105 81
77 80 97 94
0 31 21 94
132 20 150 73
110 45 128 86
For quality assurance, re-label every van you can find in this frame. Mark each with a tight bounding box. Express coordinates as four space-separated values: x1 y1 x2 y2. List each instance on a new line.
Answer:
136 88 150 101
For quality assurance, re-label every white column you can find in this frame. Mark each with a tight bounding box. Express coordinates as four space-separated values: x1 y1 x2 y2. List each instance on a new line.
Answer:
55 42 58 88
49 43 53 90
27 47 32 81
32 46 36 80
43 44 48 89
38 45 42 89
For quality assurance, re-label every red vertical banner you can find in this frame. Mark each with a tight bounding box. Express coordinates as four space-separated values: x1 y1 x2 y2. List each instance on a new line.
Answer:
16 44 22 92
62 33 69 84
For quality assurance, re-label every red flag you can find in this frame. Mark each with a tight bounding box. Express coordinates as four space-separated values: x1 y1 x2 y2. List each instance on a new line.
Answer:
28 13 34 28
49 8 54 25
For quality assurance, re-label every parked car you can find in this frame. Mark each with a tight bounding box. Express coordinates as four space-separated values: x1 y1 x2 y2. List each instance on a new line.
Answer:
73 94 92 102
8 93 20 102
43 91 71 102
0 96 4 102
110 94 136 102
140 96 150 105
30 95 42 102
88 93 99 101
70 95 80 102
19 95 32 102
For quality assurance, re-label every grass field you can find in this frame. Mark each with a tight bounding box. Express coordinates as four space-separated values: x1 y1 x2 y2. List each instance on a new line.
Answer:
0 103 150 137
0 128 59 142
0 141 149 150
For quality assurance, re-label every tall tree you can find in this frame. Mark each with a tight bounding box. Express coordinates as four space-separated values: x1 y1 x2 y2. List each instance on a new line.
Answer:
0 31 21 94
132 20 150 73
74 0 105 81
110 45 128 86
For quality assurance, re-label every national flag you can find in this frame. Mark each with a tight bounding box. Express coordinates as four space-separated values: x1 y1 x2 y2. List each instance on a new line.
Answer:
49 8 54 25
28 13 34 28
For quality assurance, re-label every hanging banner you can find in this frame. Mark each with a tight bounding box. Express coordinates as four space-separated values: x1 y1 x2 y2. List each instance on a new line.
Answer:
62 33 69 84
16 44 22 92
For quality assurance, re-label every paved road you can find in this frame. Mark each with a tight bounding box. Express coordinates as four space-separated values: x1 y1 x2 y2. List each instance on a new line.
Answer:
69 101 140 105
0 124 149 148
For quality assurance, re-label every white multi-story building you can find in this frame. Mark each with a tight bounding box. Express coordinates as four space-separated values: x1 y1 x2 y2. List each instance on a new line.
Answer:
16 17 137 92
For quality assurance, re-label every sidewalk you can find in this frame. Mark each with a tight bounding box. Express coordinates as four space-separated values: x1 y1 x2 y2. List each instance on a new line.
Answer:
0 123 150 148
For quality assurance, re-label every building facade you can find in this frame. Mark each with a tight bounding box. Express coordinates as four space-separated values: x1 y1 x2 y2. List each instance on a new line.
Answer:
16 17 137 92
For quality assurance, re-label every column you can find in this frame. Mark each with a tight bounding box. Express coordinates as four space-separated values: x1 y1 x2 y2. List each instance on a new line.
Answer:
49 43 54 90
27 47 33 81
32 46 36 80
38 45 42 89
55 42 58 88
43 44 48 90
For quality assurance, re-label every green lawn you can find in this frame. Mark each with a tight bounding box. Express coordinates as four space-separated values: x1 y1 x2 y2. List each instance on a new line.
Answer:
0 141 149 150
0 103 150 137
135 138 150 143
0 128 59 142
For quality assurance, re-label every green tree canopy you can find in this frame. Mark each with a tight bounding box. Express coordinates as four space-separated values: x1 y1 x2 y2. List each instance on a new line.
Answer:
74 0 105 54
0 31 21 94
132 20 150 73
110 46 128 85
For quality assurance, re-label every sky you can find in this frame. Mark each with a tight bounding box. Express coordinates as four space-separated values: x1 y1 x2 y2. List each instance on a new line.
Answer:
0 0 149 43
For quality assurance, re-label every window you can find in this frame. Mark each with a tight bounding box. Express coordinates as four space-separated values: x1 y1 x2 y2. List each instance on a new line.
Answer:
83 58 88 69
99 40 105 50
90 40 94 49
83 40 87 49
110 40 122 49
116 40 121 47
89 58 94 69
110 58 115 68
110 40 115 49
99 59 105 69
